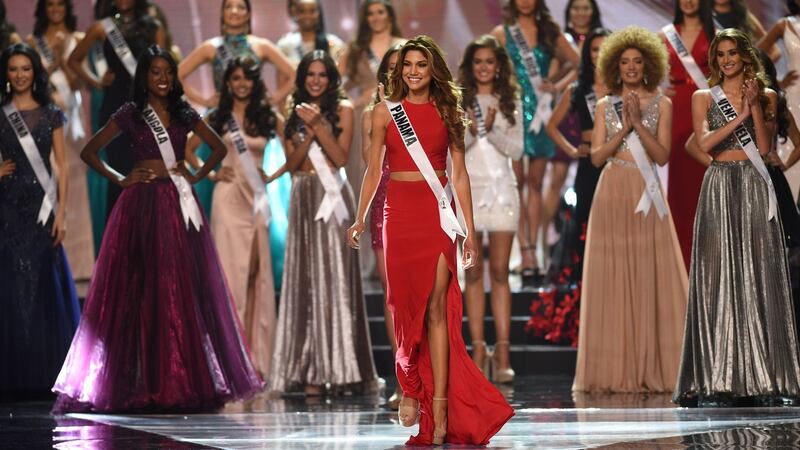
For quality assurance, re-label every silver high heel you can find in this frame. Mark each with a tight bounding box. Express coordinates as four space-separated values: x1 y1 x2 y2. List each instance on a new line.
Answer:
491 340 515 384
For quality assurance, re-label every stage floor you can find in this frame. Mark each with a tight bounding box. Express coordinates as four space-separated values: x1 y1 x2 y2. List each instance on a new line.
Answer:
4 376 800 449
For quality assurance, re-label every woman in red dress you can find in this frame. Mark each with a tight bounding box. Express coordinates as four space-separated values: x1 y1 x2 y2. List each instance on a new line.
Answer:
347 36 513 446
660 0 714 268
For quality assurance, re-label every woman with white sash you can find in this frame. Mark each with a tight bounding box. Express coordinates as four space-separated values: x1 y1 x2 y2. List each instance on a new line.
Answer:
457 35 523 384
265 50 378 396
348 36 513 446
673 29 800 407
27 0 94 282
276 0 345 71
490 0 579 286
185 56 280 379
0 43 79 398
66 0 165 218
53 46 263 413
573 26 688 394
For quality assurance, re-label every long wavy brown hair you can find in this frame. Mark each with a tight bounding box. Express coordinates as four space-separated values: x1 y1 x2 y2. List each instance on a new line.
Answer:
386 36 466 146
707 28 769 112
457 34 518 126
503 0 561 56
344 0 403 80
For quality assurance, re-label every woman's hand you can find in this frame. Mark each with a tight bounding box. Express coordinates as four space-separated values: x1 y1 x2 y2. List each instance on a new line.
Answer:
484 106 497 132
171 164 201 184
0 160 16 179
97 70 116 89
625 91 641 126
51 211 66 247
743 78 760 111
461 234 477 270
119 167 156 187
346 220 366 249
296 102 323 129
539 79 556 94
467 108 478 136
211 166 234 183
575 142 591 157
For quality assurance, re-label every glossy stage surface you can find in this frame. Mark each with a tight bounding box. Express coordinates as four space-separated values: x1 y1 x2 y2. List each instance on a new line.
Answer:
4 376 800 449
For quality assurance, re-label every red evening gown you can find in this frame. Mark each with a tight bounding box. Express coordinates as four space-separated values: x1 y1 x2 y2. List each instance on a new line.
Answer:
383 100 514 445
665 25 710 268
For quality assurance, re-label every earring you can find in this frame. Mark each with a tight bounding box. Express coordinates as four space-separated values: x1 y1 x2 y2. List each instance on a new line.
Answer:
643 74 648 85
5 82 9 93
616 74 621 85
495 71 500 80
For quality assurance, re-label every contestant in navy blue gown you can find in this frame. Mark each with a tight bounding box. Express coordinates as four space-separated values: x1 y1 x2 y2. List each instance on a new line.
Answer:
0 43 80 398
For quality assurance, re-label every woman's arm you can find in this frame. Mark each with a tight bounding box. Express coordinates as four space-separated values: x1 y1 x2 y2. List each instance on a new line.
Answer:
749 12 780 61
750 88 777 156
361 107 373 164
184 132 204 170
308 101 354 167
782 115 800 170
449 141 477 269
255 37 296 105
757 18 786 56
555 34 580 70
50 125 69 246
631 94 672 166
590 99 627 167
67 22 106 89
80 120 150 185
486 102 524 160
546 85 580 158
182 120 227 182
691 89 751 153
177 41 215 107
684 133 713 167
346 102 389 248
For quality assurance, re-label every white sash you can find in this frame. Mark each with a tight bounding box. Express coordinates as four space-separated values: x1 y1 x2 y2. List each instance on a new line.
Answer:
91 42 108 77
3 103 57 224
508 25 553 134
227 116 270 224
101 18 137 77
788 16 800 36
366 48 380 73
585 91 598 123
307 142 349 224
36 35 85 141
386 100 466 241
142 104 204 230
472 97 510 210
608 96 668 219
212 36 235 70
709 86 777 221
661 24 709 90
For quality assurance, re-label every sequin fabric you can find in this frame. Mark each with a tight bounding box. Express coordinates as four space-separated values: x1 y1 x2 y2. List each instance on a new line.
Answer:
504 25 555 158
706 101 757 153
110 102 200 161
674 160 800 405
212 34 260 91
603 94 661 154
0 104 80 392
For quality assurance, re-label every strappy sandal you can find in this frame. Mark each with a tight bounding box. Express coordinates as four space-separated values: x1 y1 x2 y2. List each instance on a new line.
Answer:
432 397 448 445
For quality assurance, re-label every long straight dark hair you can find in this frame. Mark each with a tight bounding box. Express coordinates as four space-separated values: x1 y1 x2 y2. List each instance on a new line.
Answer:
0 0 16 48
503 0 561 55
571 27 610 111
673 0 715 42
130 45 195 124
563 0 602 37
0 43 52 106
345 0 403 79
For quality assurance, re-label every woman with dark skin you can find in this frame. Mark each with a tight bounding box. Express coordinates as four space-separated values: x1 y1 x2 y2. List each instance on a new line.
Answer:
66 0 166 216
53 46 262 413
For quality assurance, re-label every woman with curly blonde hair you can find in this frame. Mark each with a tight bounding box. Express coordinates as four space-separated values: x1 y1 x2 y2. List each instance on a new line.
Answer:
572 26 688 394
673 29 800 407
347 35 513 445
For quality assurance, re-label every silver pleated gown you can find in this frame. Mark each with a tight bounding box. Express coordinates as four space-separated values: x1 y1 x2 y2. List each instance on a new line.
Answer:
674 156 800 404
268 172 379 393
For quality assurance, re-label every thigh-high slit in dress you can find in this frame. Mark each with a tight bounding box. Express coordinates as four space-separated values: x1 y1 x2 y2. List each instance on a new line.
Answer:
383 100 514 445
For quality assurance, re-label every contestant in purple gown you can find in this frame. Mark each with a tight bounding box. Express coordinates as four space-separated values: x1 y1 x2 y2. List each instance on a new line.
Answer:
52 46 263 413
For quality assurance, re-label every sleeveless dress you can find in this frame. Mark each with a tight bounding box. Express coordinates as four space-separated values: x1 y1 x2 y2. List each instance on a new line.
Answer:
504 24 555 158
210 124 276 378
0 104 80 396
573 94 688 393
673 102 800 406
53 102 263 413
100 16 157 218
384 100 513 445
665 25 711 270
276 31 345 65
268 120 378 393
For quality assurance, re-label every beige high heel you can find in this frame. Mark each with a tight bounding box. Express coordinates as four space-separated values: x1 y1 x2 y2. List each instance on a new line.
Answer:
387 386 402 410
491 340 516 384
398 395 419 427
471 340 492 377
432 397 448 445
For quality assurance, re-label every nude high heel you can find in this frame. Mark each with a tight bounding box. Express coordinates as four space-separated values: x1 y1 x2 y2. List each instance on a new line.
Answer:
471 340 492 377
398 395 419 427
432 397 448 445
491 340 516 384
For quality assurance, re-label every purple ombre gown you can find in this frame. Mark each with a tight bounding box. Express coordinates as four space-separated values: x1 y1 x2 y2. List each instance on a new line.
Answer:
52 102 264 413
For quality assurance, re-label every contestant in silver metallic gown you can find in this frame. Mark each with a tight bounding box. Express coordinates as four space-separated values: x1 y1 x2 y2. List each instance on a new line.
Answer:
673 29 800 406
267 51 378 394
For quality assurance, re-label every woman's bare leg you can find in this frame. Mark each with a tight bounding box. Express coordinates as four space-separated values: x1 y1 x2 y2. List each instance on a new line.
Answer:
464 238 487 371
488 232 514 370
427 255 451 439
